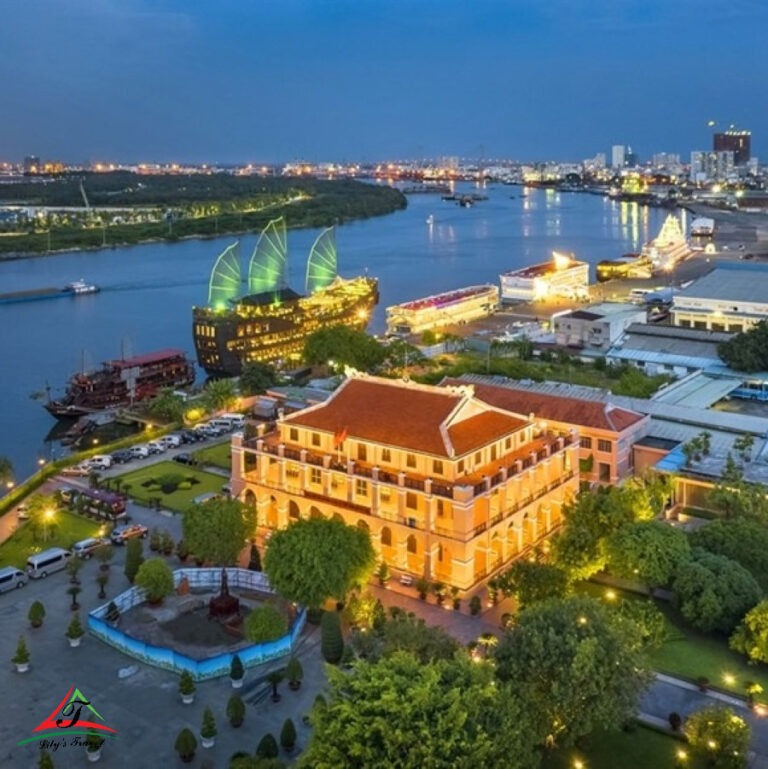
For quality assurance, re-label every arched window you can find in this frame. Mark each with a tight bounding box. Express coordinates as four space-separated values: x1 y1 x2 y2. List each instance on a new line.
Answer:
407 534 417 554
381 527 392 547
288 500 300 520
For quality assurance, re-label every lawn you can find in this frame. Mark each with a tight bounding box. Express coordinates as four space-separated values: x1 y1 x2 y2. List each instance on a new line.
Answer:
0 511 102 569
193 442 232 471
115 461 227 514
577 581 768 698
541 725 700 769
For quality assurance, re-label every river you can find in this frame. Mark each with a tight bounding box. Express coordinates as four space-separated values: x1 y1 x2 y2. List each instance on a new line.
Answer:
0 183 673 479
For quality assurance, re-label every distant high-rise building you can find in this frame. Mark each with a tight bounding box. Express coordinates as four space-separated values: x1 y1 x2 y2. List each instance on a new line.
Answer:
611 145 626 169
625 146 638 167
690 151 735 182
714 130 751 165
652 153 681 169
23 156 40 174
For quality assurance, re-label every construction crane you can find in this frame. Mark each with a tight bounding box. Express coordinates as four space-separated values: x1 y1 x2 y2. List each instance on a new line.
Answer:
79 178 91 215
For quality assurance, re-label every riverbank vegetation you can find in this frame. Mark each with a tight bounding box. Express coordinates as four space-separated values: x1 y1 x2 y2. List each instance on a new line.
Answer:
0 172 406 256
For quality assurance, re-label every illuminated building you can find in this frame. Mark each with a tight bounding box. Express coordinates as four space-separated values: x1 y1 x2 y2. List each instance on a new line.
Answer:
232 374 580 589
499 251 589 303
642 214 689 272
193 218 378 375
385 285 499 336
714 130 751 165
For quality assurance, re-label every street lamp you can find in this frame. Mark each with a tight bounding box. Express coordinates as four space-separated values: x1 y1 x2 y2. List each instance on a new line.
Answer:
43 508 55 542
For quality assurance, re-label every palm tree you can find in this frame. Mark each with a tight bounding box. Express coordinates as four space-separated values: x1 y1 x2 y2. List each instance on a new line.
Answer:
148 388 186 423
201 378 238 413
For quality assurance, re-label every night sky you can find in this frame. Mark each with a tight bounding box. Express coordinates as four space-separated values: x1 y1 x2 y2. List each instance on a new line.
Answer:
1 0 764 164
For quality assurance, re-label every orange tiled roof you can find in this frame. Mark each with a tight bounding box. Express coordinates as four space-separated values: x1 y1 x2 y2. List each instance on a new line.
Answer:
283 378 526 457
442 378 645 433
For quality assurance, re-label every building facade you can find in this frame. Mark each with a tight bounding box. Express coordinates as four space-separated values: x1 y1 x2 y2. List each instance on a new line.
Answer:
714 130 751 165
232 375 580 590
552 302 646 351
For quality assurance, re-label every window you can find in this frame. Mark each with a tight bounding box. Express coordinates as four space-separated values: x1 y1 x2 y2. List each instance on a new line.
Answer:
474 451 482 465
581 436 592 449
436 499 445 518
355 479 368 496
599 462 611 482
289 428 298 441
310 467 321 485
457 460 465 474
357 444 367 462
432 459 443 475
597 439 612 453
504 437 512 450
381 448 391 463
380 487 391 502
406 453 416 469
286 464 300 479
406 492 418 510
311 432 321 447
490 445 497 462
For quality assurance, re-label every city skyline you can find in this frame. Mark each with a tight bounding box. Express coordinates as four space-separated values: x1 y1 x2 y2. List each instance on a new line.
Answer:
1 0 765 164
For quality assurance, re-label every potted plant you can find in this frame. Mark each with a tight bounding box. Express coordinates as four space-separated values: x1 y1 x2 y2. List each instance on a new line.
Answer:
451 586 461 611
200 706 216 749
229 654 244 689
267 670 283 703
286 656 303 691
280 717 297 754
95 544 114 572
179 670 196 704
415 577 430 601
66 615 85 648
668 712 682 732
105 601 120 625
38 749 54 769
85 731 105 762
67 585 81 611
28 600 45 629
255 733 279 760
66 557 84 585
469 595 482 616
174 727 197 764
160 530 174 556
376 561 390 586
12 636 30 673
176 539 190 564
96 573 109 600
696 676 710 693
226 694 245 728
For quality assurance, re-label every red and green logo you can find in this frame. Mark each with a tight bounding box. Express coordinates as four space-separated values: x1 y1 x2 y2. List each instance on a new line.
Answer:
18 685 117 746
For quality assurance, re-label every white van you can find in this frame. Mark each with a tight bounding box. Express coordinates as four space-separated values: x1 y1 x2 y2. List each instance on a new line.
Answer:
26 548 72 579
158 434 182 449
209 418 234 432
0 567 26 593
220 413 246 429
88 455 113 471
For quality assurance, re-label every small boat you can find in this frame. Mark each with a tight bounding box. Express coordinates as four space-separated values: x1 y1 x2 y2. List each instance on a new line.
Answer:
64 279 100 295
426 214 435 225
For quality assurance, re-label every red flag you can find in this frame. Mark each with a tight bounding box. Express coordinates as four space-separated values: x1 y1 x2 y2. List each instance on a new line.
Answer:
333 427 348 448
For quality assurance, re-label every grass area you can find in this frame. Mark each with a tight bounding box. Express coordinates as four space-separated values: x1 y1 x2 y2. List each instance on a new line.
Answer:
115 461 226 514
541 725 699 769
577 581 768 698
193 442 232 471
0 511 102 569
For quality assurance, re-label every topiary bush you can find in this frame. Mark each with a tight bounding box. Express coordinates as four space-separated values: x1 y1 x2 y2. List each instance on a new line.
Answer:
255 733 279 759
321 610 344 664
280 718 297 752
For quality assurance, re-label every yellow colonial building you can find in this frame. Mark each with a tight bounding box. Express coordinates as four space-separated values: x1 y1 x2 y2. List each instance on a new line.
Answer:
232 374 580 590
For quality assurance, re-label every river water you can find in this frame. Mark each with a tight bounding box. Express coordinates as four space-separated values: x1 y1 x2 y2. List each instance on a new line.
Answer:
0 183 672 479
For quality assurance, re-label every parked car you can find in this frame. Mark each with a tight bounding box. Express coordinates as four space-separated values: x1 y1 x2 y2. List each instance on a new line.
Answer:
110 449 133 464
146 440 167 455
87 458 112 472
61 463 91 477
179 430 202 444
158 434 182 449
72 537 110 559
111 524 149 545
173 453 196 466
129 445 150 459
15 504 29 521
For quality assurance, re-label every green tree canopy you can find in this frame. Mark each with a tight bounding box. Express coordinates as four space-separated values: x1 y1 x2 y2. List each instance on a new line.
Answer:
201 377 239 413
299 651 539 769
239 361 277 395
148 388 186 423
605 520 691 588
303 325 386 371
730 600 768 664
691 518 768 591
245 604 288 642
497 561 569 608
685 705 750 769
135 558 175 603
673 549 761 634
264 518 375 608
182 498 256 566
493 596 651 748
718 320 768 373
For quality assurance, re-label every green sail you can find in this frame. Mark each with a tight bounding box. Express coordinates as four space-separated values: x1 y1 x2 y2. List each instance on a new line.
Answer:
207 242 241 309
305 226 337 295
248 217 287 295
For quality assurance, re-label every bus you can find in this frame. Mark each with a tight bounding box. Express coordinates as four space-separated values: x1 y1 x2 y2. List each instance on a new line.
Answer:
69 488 127 520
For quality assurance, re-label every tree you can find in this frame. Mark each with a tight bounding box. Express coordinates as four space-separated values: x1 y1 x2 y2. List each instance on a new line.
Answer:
719 320 768 373
200 707 217 740
673 549 761 634
493 596 651 748
264 518 375 608
248 541 262 571
0 455 13 486
498 561 569 608
135 558 175 604
124 537 145 584
38 750 54 769
299 651 539 769
614 599 667 651
733 433 755 463
182 497 256 566
730 600 768 664
66 614 85 641
26 495 59 543
230 654 245 682
245 604 288 642
227 694 246 727
605 520 691 589
685 705 750 769
256 733 279 759
148 388 186 423
321 610 344 664
303 325 386 371
280 718 297 752
691 518 768 591
174 727 197 763
378 611 459 663
201 377 239 413
239 361 277 395
28 600 45 628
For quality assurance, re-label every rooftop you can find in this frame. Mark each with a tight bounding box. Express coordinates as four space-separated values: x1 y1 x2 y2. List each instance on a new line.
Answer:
500 257 587 279
674 262 768 304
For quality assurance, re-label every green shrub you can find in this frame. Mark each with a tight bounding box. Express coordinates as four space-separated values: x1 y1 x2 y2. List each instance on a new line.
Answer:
174 727 197 761
245 605 288 642
255 733 279 759
321 610 344 664
226 694 245 727
135 558 174 603
28 601 45 628
280 718 297 751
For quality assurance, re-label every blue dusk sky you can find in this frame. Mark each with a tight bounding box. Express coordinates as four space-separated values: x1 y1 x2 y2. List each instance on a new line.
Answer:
1 0 765 164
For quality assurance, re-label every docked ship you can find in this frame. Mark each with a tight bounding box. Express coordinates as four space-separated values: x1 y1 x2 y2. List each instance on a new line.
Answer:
0 279 100 305
500 251 589 303
643 214 690 273
44 349 195 418
193 217 378 376
596 253 652 282
386 285 499 336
